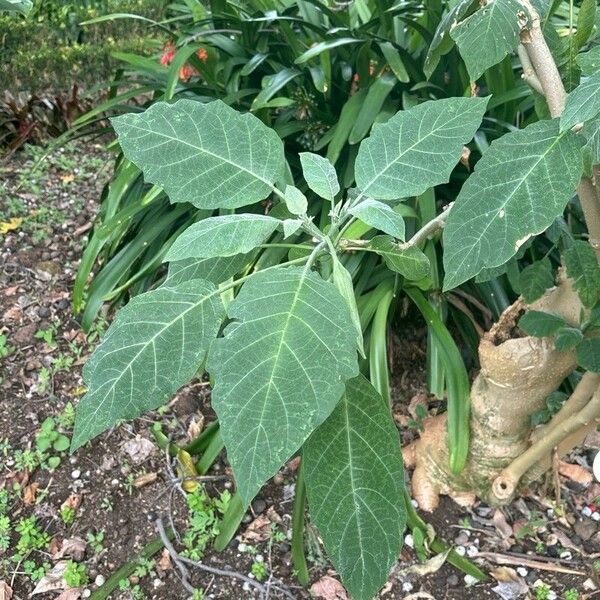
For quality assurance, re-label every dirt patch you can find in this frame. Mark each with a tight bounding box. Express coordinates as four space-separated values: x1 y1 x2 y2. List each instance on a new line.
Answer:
0 142 598 600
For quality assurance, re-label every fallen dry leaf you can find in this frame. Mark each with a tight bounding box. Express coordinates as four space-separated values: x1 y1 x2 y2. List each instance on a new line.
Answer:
310 575 348 600
122 435 155 465
23 482 39 505
398 549 450 577
157 548 172 573
187 414 205 441
61 493 82 511
53 537 87 561
55 589 81 600
559 461 593 485
241 507 282 543
0 218 22 234
0 581 13 600
134 472 158 488
493 509 514 539
31 561 68 595
60 174 75 184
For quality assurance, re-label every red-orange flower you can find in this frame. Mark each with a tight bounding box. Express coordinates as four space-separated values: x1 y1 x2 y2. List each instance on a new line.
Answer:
196 48 208 62
179 64 197 82
160 41 176 66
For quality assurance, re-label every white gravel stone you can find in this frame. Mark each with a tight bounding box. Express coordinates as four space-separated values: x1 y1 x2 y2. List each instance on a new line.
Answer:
94 575 105 586
592 511 600 521
404 534 414 548
464 575 478 586
516 567 528 577
71 469 81 479
455 546 466 556
401 582 413 592
582 506 593 517
466 545 479 557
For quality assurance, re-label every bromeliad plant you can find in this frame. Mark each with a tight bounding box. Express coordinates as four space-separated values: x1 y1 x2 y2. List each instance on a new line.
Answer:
72 0 600 598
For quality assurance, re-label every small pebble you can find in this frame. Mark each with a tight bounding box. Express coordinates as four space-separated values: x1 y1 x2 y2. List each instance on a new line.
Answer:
411 499 419 508
464 574 477 586
592 512 600 522
401 582 413 592
559 551 572 560
454 532 469 545
454 545 466 556
252 498 267 515
71 469 81 479
242 582 251 592
81 590 91 599
582 506 593 517
466 545 479 557
447 574 459 587
516 567 528 577
255 554 264 563
94 575 105 586
238 543 248 553
404 534 414 548
547 592 557 600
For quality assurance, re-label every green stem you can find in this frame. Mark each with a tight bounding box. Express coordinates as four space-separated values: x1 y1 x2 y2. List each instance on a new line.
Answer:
214 493 245 551
369 285 394 406
291 460 310 586
196 431 224 475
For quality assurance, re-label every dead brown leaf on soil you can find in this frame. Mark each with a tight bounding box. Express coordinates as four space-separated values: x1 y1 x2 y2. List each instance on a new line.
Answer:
31 561 69 595
133 472 158 488
558 461 593 485
0 581 13 600
53 537 87 561
23 482 39 505
121 435 155 465
55 588 82 600
241 507 282 543
61 493 82 511
310 575 349 600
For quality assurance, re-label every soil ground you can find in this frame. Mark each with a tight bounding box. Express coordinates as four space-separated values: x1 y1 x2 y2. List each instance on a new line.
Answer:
0 141 599 600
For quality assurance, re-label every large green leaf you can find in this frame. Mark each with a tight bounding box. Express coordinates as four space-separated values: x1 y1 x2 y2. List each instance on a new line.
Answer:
561 71 600 131
577 46 600 76
354 97 488 200
576 338 600 372
518 310 566 337
111 99 285 209
564 240 600 308
424 0 478 78
72 279 225 449
0 0 32 13
207 267 359 503
165 253 255 286
450 0 528 81
369 236 431 280
349 199 406 240
582 117 600 165
443 120 583 290
299 152 340 202
303 375 406 600
165 215 280 262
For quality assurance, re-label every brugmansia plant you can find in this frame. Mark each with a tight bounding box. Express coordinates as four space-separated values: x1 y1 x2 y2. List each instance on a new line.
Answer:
72 0 600 598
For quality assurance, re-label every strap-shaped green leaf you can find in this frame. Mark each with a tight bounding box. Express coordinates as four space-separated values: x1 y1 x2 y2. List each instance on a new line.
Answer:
355 97 488 200
207 267 359 503
165 215 280 262
450 0 528 82
303 375 406 600
443 120 583 290
111 99 285 209
72 279 226 449
560 71 600 132
299 152 340 202
349 199 406 240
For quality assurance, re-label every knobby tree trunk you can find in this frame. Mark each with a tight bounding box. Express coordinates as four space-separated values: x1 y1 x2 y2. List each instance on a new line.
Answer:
404 0 600 511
